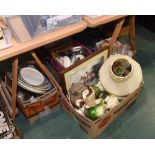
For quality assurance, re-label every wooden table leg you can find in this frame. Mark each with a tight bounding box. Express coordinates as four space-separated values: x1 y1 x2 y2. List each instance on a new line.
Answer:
109 18 125 56
31 51 53 82
130 16 136 54
12 57 18 121
31 51 61 91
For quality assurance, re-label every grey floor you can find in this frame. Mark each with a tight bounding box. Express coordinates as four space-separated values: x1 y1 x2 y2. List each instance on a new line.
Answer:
16 25 155 139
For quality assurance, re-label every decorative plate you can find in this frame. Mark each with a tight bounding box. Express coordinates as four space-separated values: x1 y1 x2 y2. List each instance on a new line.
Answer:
20 67 45 86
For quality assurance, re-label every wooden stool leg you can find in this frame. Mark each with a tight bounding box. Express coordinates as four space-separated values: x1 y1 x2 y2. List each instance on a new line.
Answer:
12 57 18 121
109 18 125 56
130 16 136 54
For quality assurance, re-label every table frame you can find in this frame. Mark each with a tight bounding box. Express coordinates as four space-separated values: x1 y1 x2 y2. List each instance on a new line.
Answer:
1 16 136 122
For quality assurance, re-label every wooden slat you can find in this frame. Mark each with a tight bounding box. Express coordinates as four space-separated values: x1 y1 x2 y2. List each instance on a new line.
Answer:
0 21 87 61
130 16 136 53
102 24 130 38
31 51 61 92
109 18 125 54
1 80 18 115
1 81 12 109
83 15 127 28
11 57 18 121
0 84 13 114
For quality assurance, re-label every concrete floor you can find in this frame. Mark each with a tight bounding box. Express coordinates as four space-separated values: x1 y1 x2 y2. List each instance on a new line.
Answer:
16 25 155 139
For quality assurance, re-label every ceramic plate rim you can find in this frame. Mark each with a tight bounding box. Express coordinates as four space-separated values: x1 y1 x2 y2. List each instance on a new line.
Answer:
20 67 45 86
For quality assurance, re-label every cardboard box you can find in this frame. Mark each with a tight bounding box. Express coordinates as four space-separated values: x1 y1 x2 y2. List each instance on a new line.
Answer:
61 48 143 138
62 82 143 138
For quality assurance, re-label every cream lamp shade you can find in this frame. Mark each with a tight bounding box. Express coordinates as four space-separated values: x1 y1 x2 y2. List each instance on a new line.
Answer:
99 54 143 96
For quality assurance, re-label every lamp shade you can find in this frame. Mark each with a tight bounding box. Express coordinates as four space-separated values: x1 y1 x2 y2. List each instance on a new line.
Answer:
99 55 143 96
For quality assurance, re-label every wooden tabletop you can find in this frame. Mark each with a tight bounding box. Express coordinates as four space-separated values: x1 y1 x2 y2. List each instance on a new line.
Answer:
0 21 87 61
83 15 127 28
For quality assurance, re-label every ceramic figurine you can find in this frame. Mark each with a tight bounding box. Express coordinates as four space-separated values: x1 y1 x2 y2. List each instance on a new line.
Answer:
83 90 96 108
69 82 88 108
75 99 85 108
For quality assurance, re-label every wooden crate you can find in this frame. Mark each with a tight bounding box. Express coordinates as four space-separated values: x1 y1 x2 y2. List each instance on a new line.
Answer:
5 60 61 120
0 84 22 139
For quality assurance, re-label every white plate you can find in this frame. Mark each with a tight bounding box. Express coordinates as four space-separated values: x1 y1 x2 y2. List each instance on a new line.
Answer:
6 72 54 94
71 46 82 52
20 67 45 86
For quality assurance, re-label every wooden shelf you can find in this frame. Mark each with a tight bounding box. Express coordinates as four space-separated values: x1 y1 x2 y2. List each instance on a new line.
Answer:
83 15 127 28
0 21 87 61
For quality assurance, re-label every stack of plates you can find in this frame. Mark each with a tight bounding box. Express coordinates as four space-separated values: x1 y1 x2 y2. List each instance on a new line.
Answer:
7 65 54 94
